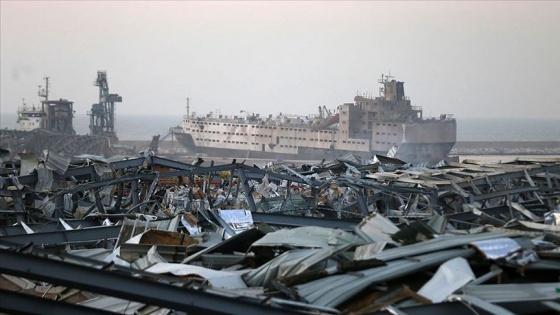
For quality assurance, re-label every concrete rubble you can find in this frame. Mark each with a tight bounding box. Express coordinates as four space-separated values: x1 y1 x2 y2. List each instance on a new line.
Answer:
1 151 559 314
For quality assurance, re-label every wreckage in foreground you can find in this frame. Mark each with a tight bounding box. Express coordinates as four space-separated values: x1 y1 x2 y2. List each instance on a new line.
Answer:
1 152 559 314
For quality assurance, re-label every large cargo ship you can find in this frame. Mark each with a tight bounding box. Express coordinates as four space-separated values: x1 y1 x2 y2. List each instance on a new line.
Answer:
171 75 457 163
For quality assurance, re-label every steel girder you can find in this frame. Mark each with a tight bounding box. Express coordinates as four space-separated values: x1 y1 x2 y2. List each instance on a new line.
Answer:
0 289 116 315
0 225 121 246
0 219 101 236
442 164 560 191
251 212 361 231
0 248 302 315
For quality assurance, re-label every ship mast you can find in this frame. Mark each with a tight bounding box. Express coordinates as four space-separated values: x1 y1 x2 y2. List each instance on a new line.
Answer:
37 76 49 100
38 76 50 112
186 97 190 119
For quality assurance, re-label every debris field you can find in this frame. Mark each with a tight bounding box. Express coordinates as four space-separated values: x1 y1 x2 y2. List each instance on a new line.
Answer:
1 151 559 314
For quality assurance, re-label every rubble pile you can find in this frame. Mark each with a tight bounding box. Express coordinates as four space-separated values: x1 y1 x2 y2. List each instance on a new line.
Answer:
1 151 559 314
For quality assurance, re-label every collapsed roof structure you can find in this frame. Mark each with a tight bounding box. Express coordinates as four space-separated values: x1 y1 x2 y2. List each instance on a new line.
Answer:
1 152 559 314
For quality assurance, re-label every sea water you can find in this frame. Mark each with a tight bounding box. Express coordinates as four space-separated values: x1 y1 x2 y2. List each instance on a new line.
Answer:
1 113 559 142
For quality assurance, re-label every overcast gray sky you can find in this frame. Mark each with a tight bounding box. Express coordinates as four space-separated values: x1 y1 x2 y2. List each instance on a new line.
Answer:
1 1 559 120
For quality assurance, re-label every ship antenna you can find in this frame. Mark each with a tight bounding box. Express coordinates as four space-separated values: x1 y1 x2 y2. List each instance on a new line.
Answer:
385 71 394 81
38 76 50 101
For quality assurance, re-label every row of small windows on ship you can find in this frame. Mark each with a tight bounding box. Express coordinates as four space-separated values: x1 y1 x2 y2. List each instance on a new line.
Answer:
196 139 249 144
190 122 335 133
196 138 371 146
190 130 335 137
195 135 366 145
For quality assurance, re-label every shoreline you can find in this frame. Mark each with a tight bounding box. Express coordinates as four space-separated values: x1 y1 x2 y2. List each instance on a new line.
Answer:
118 140 560 165
119 140 560 156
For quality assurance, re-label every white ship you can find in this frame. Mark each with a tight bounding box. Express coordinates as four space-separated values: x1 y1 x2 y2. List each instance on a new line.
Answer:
15 76 75 134
16 103 46 131
171 75 457 163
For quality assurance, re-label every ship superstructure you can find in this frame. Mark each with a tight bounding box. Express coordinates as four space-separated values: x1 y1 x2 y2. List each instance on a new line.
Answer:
172 75 457 163
16 102 45 131
17 76 75 134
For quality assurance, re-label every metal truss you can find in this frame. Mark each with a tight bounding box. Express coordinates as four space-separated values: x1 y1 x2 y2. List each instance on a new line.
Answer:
0 248 302 315
0 225 121 247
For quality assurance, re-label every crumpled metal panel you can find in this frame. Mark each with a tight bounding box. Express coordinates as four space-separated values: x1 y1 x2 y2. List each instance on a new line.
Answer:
294 248 475 308
43 150 70 174
462 282 560 303
146 262 248 289
217 209 254 233
78 296 171 315
448 294 516 315
93 163 115 206
78 296 147 314
250 226 363 249
470 238 521 260
362 231 515 262
337 152 364 165
131 246 168 270
354 213 400 244
353 242 387 260
34 164 53 192
544 210 560 226
417 257 475 303
18 152 39 176
74 154 110 164
244 245 349 287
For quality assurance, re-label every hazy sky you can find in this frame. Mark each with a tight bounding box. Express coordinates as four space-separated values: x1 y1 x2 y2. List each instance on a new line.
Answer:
1 1 559 120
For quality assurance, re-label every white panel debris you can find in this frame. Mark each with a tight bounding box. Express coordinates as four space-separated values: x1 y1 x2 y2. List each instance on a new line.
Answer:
417 257 476 303
470 237 521 259
146 262 248 289
217 209 254 233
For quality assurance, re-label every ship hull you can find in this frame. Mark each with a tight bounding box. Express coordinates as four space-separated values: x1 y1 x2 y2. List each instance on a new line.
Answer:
172 127 455 163
171 129 380 161
170 75 457 164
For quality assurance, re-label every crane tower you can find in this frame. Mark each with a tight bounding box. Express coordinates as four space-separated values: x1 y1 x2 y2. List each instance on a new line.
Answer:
89 71 122 138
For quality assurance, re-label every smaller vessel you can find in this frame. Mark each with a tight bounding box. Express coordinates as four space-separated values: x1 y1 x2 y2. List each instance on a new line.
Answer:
16 102 46 131
1 72 129 158
16 76 75 134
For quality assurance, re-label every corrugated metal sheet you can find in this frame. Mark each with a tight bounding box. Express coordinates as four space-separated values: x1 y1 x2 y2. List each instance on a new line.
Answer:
357 231 516 261
354 213 400 244
146 262 248 289
18 153 39 176
217 209 254 234
462 282 560 302
244 245 350 287
77 295 170 314
417 257 475 303
294 248 475 307
353 242 387 260
43 150 70 175
34 163 53 192
250 226 363 249
448 295 515 315
470 237 521 259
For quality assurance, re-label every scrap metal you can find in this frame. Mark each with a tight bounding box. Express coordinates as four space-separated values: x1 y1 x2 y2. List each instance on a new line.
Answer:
1 153 559 314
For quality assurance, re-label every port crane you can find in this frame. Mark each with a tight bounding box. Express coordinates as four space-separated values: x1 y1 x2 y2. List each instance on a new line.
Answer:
88 71 122 139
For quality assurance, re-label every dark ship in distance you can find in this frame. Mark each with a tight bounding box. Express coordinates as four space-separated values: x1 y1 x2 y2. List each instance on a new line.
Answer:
171 75 457 163
1 71 127 158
